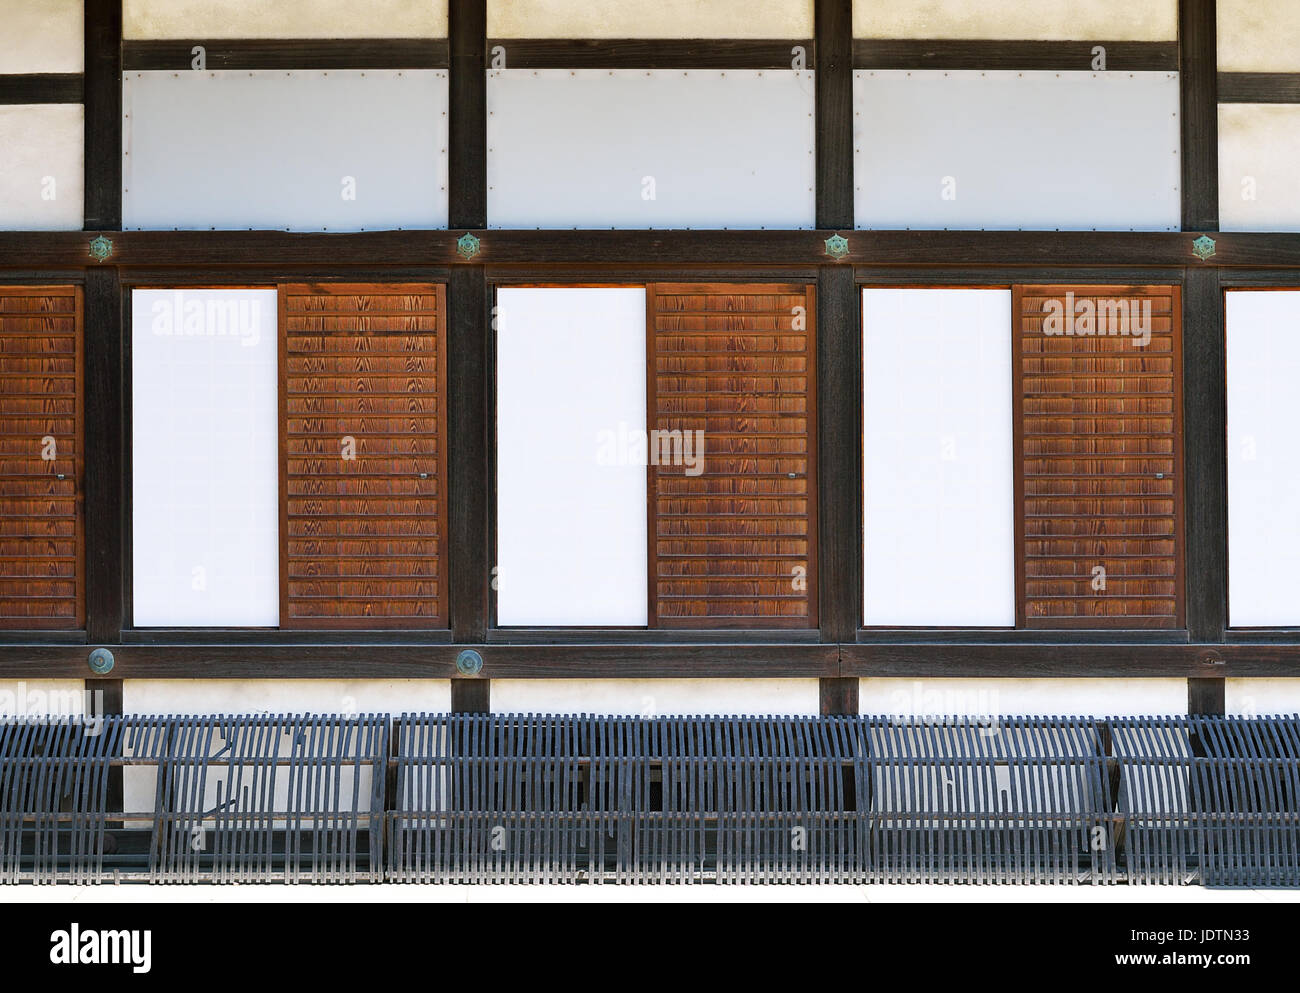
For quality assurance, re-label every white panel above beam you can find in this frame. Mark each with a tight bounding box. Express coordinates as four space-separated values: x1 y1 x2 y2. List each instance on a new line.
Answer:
854 70 1181 231
488 0 813 38
487 69 815 229
123 70 448 231
853 0 1176 41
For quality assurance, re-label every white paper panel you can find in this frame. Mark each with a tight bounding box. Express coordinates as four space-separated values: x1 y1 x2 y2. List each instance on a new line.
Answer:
1226 679 1300 717
1225 291 1300 626
495 288 648 626
124 0 446 39
853 0 1176 40
491 679 821 716
863 289 1014 626
0 0 82 73
122 70 447 231
854 71 1181 231
488 0 812 38
132 289 279 627
1219 105 1300 232
0 105 83 231
1218 0 1300 72
487 69 815 229
122 679 452 716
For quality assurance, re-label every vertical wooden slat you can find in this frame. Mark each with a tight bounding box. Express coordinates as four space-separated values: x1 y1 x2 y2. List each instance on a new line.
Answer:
280 283 447 628
1014 284 1184 628
647 283 817 628
0 286 84 629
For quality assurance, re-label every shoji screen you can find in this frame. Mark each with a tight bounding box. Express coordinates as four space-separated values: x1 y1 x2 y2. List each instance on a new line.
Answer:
122 70 448 231
0 287 82 629
280 284 446 629
495 288 648 626
1012 285 1183 628
862 289 1014 626
647 283 816 628
1225 291 1300 626
487 71 815 229
132 289 279 626
854 71 1180 231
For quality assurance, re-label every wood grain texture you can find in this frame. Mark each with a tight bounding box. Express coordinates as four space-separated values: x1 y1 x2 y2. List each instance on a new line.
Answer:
1013 284 1184 628
484 39 812 68
815 0 852 229
121 39 448 70
280 283 447 628
853 39 1177 71
0 286 83 629
0 75 83 104
1218 72 1300 103
648 283 817 628
1180 0 1218 231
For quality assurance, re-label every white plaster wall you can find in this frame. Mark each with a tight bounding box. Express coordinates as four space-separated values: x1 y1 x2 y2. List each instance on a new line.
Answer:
491 679 821 716
0 680 87 717
1218 0 1300 72
0 0 82 73
1219 104 1300 232
488 0 812 38
124 0 446 39
853 0 1175 40
859 678 1188 718
122 679 451 715
1225 679 1300 717
0 105 84 231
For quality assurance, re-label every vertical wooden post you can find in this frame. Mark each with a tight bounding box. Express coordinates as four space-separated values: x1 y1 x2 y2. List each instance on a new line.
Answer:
815 0 853 232
1179 0 1219 233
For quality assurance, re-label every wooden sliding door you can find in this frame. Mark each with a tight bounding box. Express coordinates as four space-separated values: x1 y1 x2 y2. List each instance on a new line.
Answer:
647 283 816 628
1013 284 1183 628
280 283 446 629
0 286 83 630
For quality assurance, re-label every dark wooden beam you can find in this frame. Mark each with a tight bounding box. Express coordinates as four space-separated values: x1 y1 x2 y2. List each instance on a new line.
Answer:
819 677 858 715
0 643 841 679
0 74 83 103
1217 71 1300 103
854 39 1177 71
449 0 486 229
83 0 121 231
121 39 448 71
816 265 859 642
447 268 489 642
484 39 812 69
14 230 1300 269
841 643 1239 677
451 679 490 713
1182 267 1227 642
83 268 124 644
1188 677 1226 715
1180 0 1218 232
815 0 853 230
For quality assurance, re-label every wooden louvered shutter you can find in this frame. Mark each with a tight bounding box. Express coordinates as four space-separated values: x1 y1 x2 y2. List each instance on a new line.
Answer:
0 286 83 629
280 283 446 628
1013 284 1183 628
647 283 816 628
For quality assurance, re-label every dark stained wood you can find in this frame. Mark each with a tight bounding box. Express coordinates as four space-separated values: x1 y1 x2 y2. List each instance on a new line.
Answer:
0 75 83 104
0 287 84 630
647 283 817 628
82 270 122 644
1181 267 1226 641
485 39 813 69
450 678 490 712
815 0 853 229
447 267 488 640
1218 72 1300 103
816 265 859 642
1180 0 1219 232
121 39 448 70
279 283 447 628
83 0 121 231
449 0 486 229
1013 284 1184 629
841 642 1239 677
10 230 1300 269
1188 677 1226 715
819 677 858 715
853 39 1177 71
